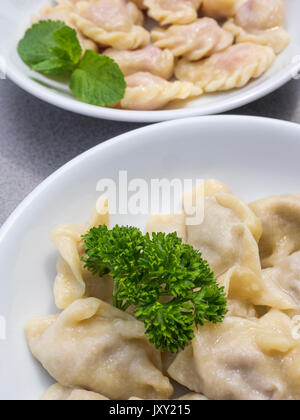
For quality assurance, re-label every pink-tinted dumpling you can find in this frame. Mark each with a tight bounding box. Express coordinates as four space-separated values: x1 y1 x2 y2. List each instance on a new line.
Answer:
71 0 150 49
104 45 174 79
121 72 202 110
235 0 285 32
175 43 275 92
81 0 143 31
152 18 233 61
144 0 203 25
224 0 289 55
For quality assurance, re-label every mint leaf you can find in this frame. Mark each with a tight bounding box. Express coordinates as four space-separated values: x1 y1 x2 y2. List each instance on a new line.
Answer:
70 51 126 107
53 26 82 64
18 20 82 76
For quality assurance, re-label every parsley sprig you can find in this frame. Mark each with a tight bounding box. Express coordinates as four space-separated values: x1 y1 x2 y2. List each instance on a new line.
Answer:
18 20 126 106
82 225 227 353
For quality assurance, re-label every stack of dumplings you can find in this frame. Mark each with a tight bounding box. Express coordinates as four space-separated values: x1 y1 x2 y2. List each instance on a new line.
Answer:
31 0 290 110
26 179 300 400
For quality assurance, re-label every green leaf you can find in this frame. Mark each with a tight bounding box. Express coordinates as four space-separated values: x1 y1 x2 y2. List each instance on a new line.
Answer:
70 51 126 107
82 225 227 353
18 20 82 76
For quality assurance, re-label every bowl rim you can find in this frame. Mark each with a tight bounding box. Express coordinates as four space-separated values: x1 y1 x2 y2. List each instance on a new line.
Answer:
6 56 300 123
1 114 300 243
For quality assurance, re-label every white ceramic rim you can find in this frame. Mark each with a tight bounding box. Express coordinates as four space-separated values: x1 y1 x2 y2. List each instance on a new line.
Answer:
6 60 300 123
1 114 300 242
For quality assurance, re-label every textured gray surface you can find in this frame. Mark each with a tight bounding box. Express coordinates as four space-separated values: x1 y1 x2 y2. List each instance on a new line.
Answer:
0 78 300 226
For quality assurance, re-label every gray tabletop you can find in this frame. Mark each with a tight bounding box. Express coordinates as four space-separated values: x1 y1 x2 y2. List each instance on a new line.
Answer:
0 77 300 227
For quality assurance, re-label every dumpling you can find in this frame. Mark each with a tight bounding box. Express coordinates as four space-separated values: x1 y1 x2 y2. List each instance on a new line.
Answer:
103 45 174 79
41 383 109 400
120 72 203 110
223 0 289 54
168 310 300 400
71 0 150 49
184 180 262 278
223 20 290 55
235 0 285 32
219 265 298 316
147 213 187 242
144 0 203 25
151 18 233 61
201 0 242 19
175 43 275 92
26 298 173 400
262 252 300 309
250 195 300 268
51 199 113 309
183 181 297 314
77 0 145 29
31 4 98 52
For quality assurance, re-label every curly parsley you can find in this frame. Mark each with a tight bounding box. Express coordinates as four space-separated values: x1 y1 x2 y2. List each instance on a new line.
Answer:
82 225 227 353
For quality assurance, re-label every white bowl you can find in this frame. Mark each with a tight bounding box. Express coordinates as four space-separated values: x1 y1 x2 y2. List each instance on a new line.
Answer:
1 115 300 399
1 0 300 123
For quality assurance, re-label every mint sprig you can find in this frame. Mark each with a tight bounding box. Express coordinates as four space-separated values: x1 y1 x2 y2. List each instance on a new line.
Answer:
18 21 82 76
70 51 126 107
17 20 126 106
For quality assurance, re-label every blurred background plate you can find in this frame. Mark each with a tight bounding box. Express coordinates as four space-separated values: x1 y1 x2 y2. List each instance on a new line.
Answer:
1 0 300 122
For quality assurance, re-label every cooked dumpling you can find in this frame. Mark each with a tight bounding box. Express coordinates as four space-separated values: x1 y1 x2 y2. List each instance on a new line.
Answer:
184 181 262 278
104 46 174 78
26 298 173 400
224 20 290 55
168 310 300 400
51 200 113 309
235 0 285 32
42 383 109 400
79 0 144 29
152 18 233 61
31 4 98 52
201 0 242 19
183 181 296 314
219 265 298 316
223 0 288 55
250 195 300 268
144 0 203 25
147 213 187 242
71 0 150 49
262 252 300 309
120 72 203 110
175 43 275 92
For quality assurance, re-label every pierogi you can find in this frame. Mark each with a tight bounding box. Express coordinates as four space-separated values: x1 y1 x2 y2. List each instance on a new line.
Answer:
26 176 300 400
24 0 290 110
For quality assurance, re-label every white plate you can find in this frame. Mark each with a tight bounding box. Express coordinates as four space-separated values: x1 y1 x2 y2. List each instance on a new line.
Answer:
1 0 300 123
1 116 300 399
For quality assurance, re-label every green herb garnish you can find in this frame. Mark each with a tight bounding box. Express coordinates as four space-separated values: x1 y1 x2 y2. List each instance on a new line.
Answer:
17 20 126 106
82 225 227 353
70 51 126 107
18 21 82 76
